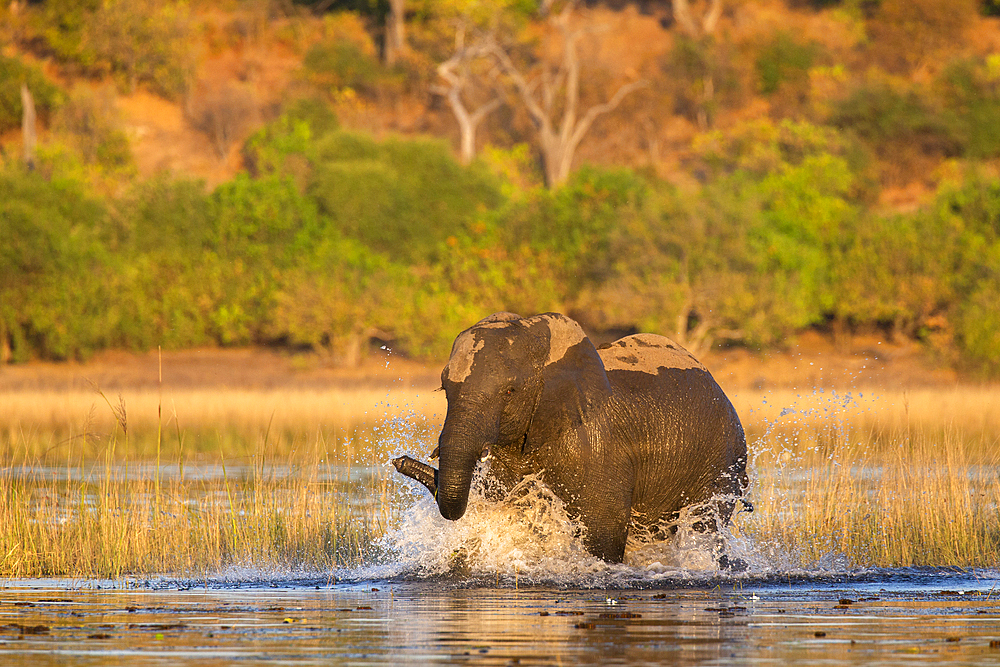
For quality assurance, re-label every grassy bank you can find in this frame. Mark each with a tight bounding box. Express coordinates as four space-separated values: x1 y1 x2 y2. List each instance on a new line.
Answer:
0 386 445 460
0 385 998 577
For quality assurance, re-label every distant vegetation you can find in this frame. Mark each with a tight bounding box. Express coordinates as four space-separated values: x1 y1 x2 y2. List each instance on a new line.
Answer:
2 0 1000 376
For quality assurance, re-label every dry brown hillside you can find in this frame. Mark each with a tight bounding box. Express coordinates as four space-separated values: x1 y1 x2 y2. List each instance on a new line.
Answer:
49 0 994 207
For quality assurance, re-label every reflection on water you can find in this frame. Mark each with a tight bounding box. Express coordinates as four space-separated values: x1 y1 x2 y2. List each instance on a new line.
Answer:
1 573 999 665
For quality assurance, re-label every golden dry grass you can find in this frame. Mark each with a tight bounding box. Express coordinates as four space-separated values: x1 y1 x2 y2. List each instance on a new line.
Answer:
740 427 1000 568
0 386 446 459
0 447 397 579
733 385 1000 435
0 386 447 432
0 383 998 576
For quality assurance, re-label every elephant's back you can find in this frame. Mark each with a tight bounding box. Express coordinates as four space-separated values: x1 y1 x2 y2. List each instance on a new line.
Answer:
598 333 706 374
598 334 747 526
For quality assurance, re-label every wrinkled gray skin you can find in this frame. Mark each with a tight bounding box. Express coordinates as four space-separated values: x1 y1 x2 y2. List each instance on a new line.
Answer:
393 312 748 564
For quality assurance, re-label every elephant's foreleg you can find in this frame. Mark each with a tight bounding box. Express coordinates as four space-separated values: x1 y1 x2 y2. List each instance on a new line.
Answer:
569 475 635 564
392 455 438 498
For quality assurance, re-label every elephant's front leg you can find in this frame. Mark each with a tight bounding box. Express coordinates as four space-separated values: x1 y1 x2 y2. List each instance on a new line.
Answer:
564 467 635 564
578 502 632 563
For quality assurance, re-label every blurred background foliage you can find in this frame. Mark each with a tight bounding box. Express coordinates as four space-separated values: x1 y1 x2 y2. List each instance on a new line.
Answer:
2 0 1000 376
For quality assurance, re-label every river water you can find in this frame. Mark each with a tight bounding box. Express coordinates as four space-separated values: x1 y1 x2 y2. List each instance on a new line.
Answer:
3 479 1000 665
2 569 1000 665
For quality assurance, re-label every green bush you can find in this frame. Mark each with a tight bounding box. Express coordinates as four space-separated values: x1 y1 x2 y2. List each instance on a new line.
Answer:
689 121 864 346
242 102 333 179
936 59 1000 159
25 0 190 98
756 32 819 96
0 166 111 361
303 40 382 95
25 0 101 68
831 82 962 158
957 267 1000 377
308 131 504 263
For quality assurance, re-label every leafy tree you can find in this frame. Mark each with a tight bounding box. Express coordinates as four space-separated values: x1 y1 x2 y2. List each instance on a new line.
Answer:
829 80 961 183
936 58 1000 159
82 0 192 97
0 165 111 361
307 130 503 263
689 120 861 347
24 0 190 98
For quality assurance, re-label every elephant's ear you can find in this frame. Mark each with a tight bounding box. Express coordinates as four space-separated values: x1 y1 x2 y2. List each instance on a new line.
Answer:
523 313 611 441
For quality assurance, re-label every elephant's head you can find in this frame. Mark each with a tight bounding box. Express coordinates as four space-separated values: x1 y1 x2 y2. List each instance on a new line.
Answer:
435 312 612 520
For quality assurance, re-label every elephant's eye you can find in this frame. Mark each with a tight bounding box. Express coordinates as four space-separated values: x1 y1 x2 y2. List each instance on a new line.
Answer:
505 387 515 395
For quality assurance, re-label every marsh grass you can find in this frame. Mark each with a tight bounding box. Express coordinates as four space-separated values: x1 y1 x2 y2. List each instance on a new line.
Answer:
736 387 1000 568
0 384 998 577
0 444 399 578
0 385 419 578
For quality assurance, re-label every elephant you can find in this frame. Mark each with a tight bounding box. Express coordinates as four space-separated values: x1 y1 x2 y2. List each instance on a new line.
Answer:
392 312 749 565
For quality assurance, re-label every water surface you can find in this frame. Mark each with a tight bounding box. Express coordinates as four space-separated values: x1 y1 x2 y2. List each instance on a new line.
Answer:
2 570 999 665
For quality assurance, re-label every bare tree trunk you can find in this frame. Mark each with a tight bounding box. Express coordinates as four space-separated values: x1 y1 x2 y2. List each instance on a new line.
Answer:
672 0 723 38
673 0 723 129
489 3 646 187
20 83 36 170
384 0 406 66
434 26 503 165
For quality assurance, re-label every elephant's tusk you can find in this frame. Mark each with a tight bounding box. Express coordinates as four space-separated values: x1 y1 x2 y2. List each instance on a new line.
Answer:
479 444 491 462
392 455 439 498
430 445 440 460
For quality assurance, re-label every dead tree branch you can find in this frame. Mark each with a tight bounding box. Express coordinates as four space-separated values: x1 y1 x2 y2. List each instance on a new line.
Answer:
487 3 647 187
432 23 504 165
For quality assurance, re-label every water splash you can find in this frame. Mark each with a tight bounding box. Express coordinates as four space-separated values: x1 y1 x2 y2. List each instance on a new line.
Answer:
333 376 874 587
342 464 795 588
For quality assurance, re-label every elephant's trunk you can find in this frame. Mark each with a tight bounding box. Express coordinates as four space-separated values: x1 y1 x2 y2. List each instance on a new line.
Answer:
435 413 495 521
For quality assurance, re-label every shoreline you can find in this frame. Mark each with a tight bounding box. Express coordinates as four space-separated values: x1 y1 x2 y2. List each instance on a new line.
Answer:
0 329 970 395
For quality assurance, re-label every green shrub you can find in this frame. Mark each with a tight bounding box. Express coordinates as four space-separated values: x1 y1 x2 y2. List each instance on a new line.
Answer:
957 267 1000 377
25 0 190 98
25 0 102 68
242 101 334 179
308 131 503 263
302 40 383 95
936 58 1000 159
0 166 111 361
755 32 819 96
831 83 960 153
204 174 328 345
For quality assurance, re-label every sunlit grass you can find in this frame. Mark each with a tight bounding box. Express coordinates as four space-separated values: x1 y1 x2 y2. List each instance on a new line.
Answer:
0 384 998 577
0 386 446 459
0 438 400 579
734 386 1000 568
740 426 1000 568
